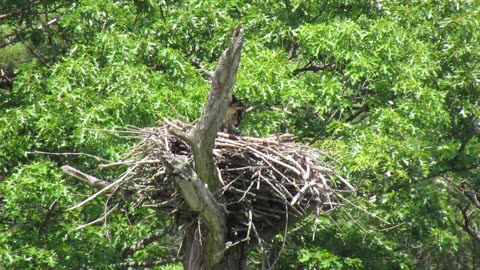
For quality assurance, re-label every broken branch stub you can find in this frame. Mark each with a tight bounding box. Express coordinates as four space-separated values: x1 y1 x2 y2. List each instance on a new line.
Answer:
168 23 244 269
190 23 244 192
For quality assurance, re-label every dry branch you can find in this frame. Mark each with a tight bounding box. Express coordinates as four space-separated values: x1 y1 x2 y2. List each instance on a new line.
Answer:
58 23 353 269
61 165 112 190
189 23 244 192
62 121 353 244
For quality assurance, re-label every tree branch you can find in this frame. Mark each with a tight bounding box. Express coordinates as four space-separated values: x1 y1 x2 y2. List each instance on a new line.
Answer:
112 259 177 269
457 204 480 241
165 24 244 269
0 0 43 20
0 3 77 49
189 23 244 192
62 164 136 210
61 165 112 190
121 229 174 258
17 33 51 67
465 190 480 209
162 154 226 267
293 61 335 75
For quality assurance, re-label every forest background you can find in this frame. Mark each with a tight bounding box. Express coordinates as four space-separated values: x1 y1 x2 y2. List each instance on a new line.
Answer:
1 0 480 269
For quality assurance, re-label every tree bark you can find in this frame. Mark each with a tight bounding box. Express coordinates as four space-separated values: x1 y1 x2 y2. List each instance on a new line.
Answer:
63 24 248 269
162 155 227 269
189 23 244 192
169 23 245 270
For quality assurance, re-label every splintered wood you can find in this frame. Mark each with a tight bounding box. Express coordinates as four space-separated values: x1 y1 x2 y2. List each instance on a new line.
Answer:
95 120 353 241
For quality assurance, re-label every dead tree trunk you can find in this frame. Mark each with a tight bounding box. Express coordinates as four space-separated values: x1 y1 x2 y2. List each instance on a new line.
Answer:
60 22 348 270
164 23 245 270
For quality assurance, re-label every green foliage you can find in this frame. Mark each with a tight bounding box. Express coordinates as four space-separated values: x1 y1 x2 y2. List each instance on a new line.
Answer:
298 247 363 270
0 42 31 73
1 0 480 268
0 161 109 269
0 160 173 269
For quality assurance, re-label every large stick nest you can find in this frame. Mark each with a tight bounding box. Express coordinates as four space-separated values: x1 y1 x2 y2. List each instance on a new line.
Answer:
98 120 353 241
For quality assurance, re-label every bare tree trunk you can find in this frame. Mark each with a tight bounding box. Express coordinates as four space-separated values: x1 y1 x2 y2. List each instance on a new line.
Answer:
182 222 250 270
167 23 245 270
224 243 250 270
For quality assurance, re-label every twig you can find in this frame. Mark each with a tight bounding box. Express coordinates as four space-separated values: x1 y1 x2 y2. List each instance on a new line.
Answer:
70 203 120 232
334 191 391 225
28 150 110 162
0 3 78 49
67 165 137 211
98 159 161 168
59 119 351 250
378 222 406 232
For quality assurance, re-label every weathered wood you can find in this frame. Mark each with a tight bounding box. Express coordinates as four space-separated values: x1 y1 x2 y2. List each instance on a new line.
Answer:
178 23 244 270
61 165 111 190
190 23 244 192
161 23 245 270
63 165 137 211
162 154 226 269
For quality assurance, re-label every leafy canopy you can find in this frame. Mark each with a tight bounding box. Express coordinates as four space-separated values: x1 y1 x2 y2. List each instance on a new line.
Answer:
1 0 480 269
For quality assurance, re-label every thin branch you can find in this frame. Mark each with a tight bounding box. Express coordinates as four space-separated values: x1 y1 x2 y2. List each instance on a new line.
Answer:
28 150 110 162
378 222 406 232
0 34 20 49
17 29 48 67
121 229 174 257
70 203 120 232
0 3 77 49
37 198 59 236
292 60 342 76
1 69 13 84
334 191 391 225
0 0 43 20
112 259 178 269
61 165 112 190
66 165 137 211
456 204 480 241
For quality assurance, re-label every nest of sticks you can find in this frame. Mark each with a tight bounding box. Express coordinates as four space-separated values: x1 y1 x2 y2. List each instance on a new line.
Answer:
98 120 353 241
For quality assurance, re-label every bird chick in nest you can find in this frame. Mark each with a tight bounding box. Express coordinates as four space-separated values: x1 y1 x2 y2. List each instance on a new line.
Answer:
222 96 245 134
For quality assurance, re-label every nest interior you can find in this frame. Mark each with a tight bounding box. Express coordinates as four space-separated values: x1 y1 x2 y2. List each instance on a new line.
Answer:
113 121 352 242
